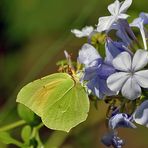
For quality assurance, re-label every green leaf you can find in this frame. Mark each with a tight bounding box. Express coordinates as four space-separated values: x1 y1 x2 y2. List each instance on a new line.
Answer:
21 125 32 142
17 73 90 132
0 131 22 147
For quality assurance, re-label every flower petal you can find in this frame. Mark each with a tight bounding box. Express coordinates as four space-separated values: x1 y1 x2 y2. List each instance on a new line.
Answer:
116 28 132 46
119 0 132 14
113 52 132 71
107 72 129 92
130 16 148 50
87 77 102 98
105 38 126 63
140 12 148 24
87 77 115 99
97 16 115 32
134 70 148 88
81 26 94 36
118 13 129 19
134 100 148 127
121 77 141 100
132 50 148 71
108 0 120 15
99 78 116 97
120 19 137 41
130 17 142 28
83 62 102 80
71 29 83 38
112 136 124 148
101 131 114 147
78 43 101 66
114 20 134 46
101 131 124 148
109 113 136 129
98 63 115 79
71 26 93 38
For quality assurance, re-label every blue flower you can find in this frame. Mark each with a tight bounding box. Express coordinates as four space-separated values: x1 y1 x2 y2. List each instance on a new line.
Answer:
113 20 137 46
112 136 124 148
109 113 136 129
71 26 94 38
101 131 124 148
130 12 148 50
97 0 132 32
107 50 148 100
101 131 114 147
133 100 148 127
78 43 116 99
105 38 129 64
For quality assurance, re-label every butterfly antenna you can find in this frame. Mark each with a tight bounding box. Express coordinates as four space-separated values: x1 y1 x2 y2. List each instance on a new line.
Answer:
64 50 75 75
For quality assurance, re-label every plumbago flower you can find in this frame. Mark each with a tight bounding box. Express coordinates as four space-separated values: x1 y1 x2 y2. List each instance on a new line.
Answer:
78 43 116 99
105 38 130 63
134 100 148 127
107 50 148 100
102 110 136 147
113 19 137 46
97 0 137 47
130 12 148 50
109 113 136 129
101 131 124 148
71 26 94 38
97 0 132 32
70 0 148 147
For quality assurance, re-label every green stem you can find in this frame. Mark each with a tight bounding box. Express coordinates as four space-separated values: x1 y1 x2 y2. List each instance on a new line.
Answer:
36 123 44 130
0 120 26 132
120 99 128 113
11 139 23 147
45 131 68 148
29 123 44 147
31 123 44 138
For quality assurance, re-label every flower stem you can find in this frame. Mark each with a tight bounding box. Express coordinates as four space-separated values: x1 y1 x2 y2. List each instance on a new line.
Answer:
0 120 26 132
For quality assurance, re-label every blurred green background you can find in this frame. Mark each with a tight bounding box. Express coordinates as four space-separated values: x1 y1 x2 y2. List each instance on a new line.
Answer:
0 0 148 147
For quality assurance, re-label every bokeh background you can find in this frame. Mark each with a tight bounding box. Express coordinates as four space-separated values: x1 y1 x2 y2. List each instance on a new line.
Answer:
0 0 148 147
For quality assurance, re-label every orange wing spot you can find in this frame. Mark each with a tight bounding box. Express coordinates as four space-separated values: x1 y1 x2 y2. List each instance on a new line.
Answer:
31 80 64 107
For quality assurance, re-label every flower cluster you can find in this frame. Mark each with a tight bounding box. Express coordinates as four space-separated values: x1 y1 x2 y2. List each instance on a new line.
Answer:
72 0 148 147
